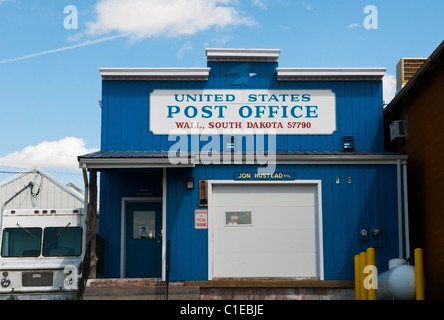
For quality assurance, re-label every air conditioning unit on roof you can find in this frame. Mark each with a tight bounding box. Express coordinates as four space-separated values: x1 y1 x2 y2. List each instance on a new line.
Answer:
396 58 427 91
390 120 407 141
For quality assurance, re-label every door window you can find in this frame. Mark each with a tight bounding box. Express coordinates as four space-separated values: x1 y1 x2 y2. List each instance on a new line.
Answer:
132 211 156 239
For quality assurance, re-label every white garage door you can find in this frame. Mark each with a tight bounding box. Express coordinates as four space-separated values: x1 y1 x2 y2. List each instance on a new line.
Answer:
211 183 319 278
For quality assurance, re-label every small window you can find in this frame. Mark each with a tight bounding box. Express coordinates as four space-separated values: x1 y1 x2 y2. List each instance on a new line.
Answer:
133 211 156 239
225 211 252 226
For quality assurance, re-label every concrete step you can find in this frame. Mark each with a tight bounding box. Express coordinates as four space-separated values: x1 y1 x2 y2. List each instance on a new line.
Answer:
82 279 200 300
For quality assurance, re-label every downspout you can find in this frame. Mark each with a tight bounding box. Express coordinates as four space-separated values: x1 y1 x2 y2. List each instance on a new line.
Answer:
82 164 89 218
81 163 90 273
162 167 167 281
403 162 410 259
397 159 403 259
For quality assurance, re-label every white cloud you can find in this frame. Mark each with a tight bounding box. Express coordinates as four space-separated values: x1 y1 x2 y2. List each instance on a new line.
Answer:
383 74 396 105
66 32 84 43
0 137 99 171
86 0 257 40
347 23 360 29
299 0 313 11
278 25 291 31
177 42 193 60
252 0 267 9
204 35 233 48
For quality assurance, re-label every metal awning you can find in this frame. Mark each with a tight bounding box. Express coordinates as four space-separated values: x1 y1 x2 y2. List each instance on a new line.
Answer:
78 151 197 169
78 150 407 169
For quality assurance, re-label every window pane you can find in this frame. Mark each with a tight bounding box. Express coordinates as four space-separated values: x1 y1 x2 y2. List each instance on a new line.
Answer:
42 227 82 257
133 211 156 239
1 227 42 257
225 211 252 226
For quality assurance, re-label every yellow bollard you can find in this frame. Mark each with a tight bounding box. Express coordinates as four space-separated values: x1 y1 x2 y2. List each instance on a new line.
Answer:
366 247 377 300
354 254 361 300
414 248 425 300
359 251 368 300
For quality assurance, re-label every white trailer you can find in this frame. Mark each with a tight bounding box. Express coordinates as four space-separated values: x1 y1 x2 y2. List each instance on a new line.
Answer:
0 208 87 300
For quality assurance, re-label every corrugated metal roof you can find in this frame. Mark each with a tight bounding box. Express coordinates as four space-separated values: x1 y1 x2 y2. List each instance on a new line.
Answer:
79 151 173 158
79 150 405 158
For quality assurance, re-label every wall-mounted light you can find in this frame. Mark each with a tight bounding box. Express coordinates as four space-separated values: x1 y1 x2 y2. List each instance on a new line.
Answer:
186 177 194 190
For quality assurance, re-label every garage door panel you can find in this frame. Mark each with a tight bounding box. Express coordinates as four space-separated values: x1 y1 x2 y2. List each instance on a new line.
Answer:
214 205 315 228
214 185 315 207
215 228 316 254
214 207 315 245
214 252 317 278
212 183 319 278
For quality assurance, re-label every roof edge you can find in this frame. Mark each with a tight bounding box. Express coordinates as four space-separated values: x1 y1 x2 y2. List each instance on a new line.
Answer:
206 48 281 62
99 67 211 81
277 68 386 81
0 167 84 202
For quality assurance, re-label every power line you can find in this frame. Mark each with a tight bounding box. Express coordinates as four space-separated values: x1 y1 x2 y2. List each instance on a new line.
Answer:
0 169 83 176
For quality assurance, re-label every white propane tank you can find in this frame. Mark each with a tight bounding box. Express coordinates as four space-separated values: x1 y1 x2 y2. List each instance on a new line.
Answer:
377 258 416 300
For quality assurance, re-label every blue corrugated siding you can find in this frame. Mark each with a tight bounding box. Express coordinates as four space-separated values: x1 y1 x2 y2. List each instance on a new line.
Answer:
99 164 400 280
99 170 163 278
101 62 384 153
164 163 399 281
98 59 396 281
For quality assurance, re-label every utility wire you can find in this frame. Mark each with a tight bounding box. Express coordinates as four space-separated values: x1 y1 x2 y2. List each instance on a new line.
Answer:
0 170 82 176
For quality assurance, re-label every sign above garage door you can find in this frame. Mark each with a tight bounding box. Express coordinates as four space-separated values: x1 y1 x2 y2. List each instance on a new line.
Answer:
234 172 295 180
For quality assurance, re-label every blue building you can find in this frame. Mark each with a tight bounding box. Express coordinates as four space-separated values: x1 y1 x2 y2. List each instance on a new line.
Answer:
79 49 408 286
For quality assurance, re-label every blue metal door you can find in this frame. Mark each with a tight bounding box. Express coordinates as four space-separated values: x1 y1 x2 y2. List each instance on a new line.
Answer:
125 202 162 278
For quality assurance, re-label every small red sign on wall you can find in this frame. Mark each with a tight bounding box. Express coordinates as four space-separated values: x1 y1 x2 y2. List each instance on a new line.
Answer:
195 209 208 229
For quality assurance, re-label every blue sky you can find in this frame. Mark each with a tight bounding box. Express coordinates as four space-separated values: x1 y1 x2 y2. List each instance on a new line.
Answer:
0 0 442 190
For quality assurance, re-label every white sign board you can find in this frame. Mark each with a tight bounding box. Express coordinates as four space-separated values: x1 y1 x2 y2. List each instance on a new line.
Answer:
149 89 336 135
195 209 208 229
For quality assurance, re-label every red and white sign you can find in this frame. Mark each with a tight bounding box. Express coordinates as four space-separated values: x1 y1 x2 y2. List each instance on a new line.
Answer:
195 209 208 229
149 89 336 135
